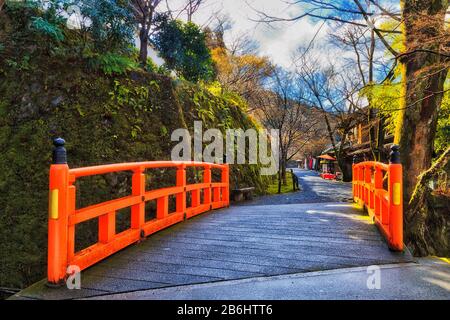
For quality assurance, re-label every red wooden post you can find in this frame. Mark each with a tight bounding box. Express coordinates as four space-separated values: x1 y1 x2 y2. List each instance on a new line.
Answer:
99 211 116 243
374 166 383 218
364 164 371 205
388 145 403 251
48 138 69 285
203 165 212 206
157 196 168 219
131 167 145 231
67 184 76 263
222 164 229 206
191 189 200 207
176 164 186 215
352 155 357 200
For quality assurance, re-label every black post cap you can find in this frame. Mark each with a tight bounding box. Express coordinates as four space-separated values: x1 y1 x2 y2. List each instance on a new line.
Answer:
52 137 67 164
389 144 400 164
352 154 359 164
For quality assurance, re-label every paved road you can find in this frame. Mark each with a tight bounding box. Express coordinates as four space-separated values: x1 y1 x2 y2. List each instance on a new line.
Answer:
89 258 450 300
13 202 413 300
238 169 353 206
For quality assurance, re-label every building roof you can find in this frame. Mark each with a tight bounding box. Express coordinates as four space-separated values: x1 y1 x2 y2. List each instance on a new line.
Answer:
318 154 336 161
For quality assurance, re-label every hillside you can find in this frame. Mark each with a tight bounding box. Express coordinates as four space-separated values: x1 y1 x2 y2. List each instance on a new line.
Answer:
0 6 269 289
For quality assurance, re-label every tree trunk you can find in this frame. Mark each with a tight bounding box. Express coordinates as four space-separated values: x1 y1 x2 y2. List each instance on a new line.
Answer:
338 156 352 182
277 170 282 194
399 0 448 200
376 117 385 162
139 27 149 67
277 152 283 194
281 164 287 186
405 147 450 256
397 0 449 255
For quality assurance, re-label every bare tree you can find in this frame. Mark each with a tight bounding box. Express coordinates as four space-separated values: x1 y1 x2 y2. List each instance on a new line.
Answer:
183 0 204 22
329 20 390 161
129 0 163 67
295 50 366 181
256 70 322 192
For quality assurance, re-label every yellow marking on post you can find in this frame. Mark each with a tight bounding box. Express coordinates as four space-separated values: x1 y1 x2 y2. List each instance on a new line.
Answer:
436 257 450 264
393 183 401 205
49 189 59 219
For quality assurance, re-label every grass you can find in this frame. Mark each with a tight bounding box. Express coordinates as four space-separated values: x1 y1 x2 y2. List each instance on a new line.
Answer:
267 171 295 195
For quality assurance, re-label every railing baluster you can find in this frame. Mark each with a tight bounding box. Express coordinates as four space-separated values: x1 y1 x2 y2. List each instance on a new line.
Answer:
157 196 168 219
176 164 186 217
222 164 229 206
203 165 212 207
67 185 76 262
131 168 145 231
191 189 200 207
99 211 116 243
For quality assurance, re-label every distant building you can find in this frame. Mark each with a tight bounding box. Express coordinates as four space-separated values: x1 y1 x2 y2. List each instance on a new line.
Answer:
319 113 395 180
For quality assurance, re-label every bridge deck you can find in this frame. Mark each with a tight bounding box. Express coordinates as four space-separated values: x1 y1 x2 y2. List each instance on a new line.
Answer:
15 200 413 300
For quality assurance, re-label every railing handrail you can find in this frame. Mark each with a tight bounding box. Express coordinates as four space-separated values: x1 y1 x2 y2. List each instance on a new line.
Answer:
352 161 389 172
68 161 226 178
352 145 403 251
47 138 230 285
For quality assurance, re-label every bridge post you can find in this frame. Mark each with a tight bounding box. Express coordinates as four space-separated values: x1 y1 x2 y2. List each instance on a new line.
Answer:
131 167 145 234
222 164 230 206
388 145 403 251
47 138 69 285
352 155 359 200
204 165 212 208
374 165 383 218
176 164 186 218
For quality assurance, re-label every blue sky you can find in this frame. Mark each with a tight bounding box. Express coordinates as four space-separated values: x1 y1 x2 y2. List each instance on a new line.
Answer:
168 0 400 70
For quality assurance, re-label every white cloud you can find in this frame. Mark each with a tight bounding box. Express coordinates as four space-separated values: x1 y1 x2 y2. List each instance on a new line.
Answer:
168 0 331 68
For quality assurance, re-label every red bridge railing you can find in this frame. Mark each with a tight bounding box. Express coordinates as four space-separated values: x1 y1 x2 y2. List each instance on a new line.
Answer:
352 145 403 251
47 138 229 285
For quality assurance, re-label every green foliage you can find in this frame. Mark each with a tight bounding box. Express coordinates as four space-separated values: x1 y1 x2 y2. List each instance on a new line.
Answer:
77 0 134 52
153 19 215 82
88 52 138 75
367 19 449 158
364 80 449 157
361 81 402 135
109 79 159 114
435 90 450 155
30 16 65 41
145 57 171 76
6 0 68 43
5 54 32 71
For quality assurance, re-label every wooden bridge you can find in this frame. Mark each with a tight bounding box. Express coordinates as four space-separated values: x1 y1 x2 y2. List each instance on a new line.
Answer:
13 139 423 300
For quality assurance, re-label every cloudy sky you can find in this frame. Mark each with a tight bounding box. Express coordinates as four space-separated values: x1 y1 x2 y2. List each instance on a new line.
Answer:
167 0 332 68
